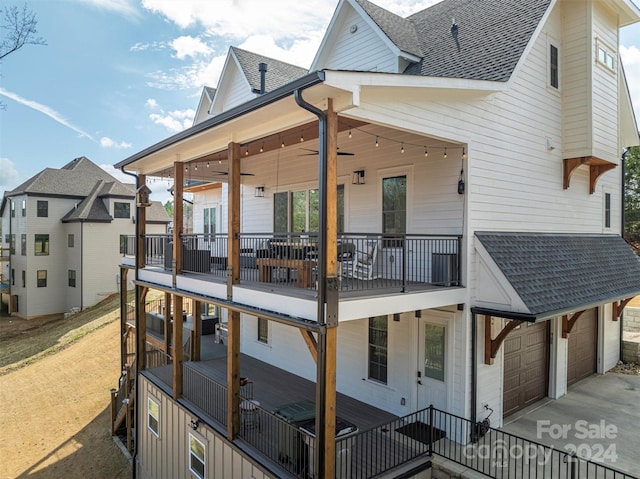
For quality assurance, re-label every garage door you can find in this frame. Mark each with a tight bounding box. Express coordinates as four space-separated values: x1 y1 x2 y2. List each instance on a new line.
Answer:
503 321 550 417
567 308 598 385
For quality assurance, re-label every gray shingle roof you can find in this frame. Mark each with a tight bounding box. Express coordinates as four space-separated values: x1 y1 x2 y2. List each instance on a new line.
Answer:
231 47 308 93
404 0 552 81
61 180 113 223
476 232 640 317
355 0 422 57
146 201 171 223
7 156 135 198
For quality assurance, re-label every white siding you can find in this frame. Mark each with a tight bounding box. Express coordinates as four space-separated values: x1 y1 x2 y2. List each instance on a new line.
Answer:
138 376 274 479
215 62 256 115
600 303 621 373
319 3 399 73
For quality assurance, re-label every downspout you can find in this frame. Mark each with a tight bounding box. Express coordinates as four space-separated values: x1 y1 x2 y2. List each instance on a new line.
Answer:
8 199 12 314
470 311 478 441
620 148 629 361
80 222 84 311
120 166 139 479
294 88 328 476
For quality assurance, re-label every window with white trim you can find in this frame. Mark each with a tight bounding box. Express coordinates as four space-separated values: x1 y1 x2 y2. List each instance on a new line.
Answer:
204 207 216 237
549 44 559 89
604 192 611 229
257 317 269 344
147 397 159 437
597 40 616 72
368 315 388 383
189 433 206 479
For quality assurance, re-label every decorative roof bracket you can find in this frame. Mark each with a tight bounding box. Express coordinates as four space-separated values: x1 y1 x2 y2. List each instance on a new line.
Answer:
563 156 616 194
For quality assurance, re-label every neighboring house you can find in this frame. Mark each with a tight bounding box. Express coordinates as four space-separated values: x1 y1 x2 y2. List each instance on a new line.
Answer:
112 0 640 478
0 157 170 319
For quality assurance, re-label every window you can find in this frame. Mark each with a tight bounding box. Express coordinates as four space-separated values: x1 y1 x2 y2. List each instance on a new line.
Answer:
605 193 611 229
4 234 9 244
11 269 15 286
10 234 15 255
423 324 445 381
382 176 406 246
189 433 206 479
21 200 26 217
549 44 559 89
147 397 160 437
203 207 216 236
274 185 344 233
68 234 75 248
37 270 47 288
21 234 26 256
11 201 15 217
34 234 49 255
597 41 615 71
257 317 269 344
68 270 76 288
368 315 388 383
37 200 48 217
21 270 25 288
114 202 131 219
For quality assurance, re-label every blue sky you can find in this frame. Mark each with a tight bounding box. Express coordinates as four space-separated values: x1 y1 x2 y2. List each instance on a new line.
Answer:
1 0 639 205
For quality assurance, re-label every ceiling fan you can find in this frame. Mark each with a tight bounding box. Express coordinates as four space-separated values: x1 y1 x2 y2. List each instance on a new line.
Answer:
299 148 355 156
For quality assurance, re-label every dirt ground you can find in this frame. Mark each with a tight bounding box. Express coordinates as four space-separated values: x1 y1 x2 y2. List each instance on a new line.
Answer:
0 295 132 479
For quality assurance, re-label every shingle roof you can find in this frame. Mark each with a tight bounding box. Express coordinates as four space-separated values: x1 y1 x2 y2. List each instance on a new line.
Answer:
404 0 552 81
6 156 135 198
476 232 640 317
146 201 171 223
61 180 113 223
231 47 308 93
204 86 216 99
355 0 422 57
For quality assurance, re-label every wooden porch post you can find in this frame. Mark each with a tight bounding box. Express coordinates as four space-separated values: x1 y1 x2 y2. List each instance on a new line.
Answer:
136 175 146 270
172 294 184 399
317 100 339 479
164 292 171 354
136 286 148 371
193 299 202 361
119 266 129 370
173 161 184 283
227 141 241 441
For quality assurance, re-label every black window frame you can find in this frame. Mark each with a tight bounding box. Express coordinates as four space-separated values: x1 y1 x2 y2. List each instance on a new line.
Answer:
68 234 75 248
605 193 611 228
68 269 76 288
257 317 269 344
21 270 25 288
114 202 131 219
34 234 49 256
368 315 388 384
21 234 26 256
37 270 47 288
21 199 26 217
550 44 559 89
37 200 48 218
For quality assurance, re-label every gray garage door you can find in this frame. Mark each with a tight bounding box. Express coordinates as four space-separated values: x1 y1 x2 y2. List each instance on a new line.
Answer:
503 321 550 417
567 308 598 386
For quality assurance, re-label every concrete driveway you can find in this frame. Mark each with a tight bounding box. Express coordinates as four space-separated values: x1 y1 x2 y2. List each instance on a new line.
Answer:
502 373 640 476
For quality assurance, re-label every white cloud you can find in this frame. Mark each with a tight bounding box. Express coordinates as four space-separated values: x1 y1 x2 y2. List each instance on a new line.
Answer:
146 98 160 109
0 158 20 188
0 88 95 141
149 108 195 132
621 44 640 124
77 0 141 20
171 36 212 60
100 137 133 149
130 41 166 52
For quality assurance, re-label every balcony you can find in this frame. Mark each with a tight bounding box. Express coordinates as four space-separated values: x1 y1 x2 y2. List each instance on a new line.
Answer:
120 232 461 298
143 335 433 478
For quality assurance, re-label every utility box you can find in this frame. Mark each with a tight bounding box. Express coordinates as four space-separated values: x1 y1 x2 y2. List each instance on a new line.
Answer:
299 417 358 479
273 400 316 474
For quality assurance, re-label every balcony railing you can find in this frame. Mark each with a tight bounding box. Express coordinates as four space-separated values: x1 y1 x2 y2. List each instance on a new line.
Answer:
121 232 461 294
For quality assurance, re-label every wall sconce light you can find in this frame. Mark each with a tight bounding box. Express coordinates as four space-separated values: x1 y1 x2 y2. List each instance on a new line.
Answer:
415 310 422 318
189 418 200 430
352 170 365 185
132 216 136 224
255 185 265 198
393 313 401 322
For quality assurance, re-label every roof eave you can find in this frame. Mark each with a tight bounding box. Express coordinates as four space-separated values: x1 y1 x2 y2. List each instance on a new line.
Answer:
115 71 326 171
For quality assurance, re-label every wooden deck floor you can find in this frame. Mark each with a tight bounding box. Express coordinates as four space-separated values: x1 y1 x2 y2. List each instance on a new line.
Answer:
146 341 397 431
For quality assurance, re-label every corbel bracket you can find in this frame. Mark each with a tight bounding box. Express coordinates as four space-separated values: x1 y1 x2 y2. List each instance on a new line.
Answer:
563 156 616 194
613 298 633 322
484 316 524 365
562 310 585 338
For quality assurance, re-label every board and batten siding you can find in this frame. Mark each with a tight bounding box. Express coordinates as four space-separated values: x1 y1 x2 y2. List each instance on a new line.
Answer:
137 375 275 479
320 3 399 73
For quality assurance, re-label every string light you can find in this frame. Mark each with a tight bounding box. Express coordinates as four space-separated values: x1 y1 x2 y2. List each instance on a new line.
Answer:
348 130 352 139
185 165 188 172
424 147 429 158
375 136 379 147
300 132 304 142
206 161 210 168
444 148 447 159
245 146 249 156
260 142 264 153
281 137 285 148
194 164 198 171
401 143 405 154
462 147 467 160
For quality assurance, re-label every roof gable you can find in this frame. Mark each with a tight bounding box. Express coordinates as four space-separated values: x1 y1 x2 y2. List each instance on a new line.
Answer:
61 180 113 223
210 47 307 116
475 232 640 319
193 86 216 126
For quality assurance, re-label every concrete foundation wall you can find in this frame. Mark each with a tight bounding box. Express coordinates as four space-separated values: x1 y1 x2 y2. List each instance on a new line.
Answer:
623 308 640 333
622 340 640 364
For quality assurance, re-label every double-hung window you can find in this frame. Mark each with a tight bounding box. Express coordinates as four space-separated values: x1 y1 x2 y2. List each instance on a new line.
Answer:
257 317 269 344
37 200 48 217
274 185 344 233
147 397 160 437
114 202 130 219
368 315 388 383
203 207 216 238
34 234 49 255
189 433 206 479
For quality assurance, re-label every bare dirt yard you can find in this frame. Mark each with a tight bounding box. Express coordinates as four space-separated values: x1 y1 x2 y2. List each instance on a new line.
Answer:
0 295 132 479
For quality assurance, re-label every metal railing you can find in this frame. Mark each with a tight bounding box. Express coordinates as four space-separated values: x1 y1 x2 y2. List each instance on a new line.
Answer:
184 363 227 426
119 232 461 294
146 341 172 368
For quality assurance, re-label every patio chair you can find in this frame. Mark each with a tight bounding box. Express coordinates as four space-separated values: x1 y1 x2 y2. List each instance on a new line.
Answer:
344 238 380 281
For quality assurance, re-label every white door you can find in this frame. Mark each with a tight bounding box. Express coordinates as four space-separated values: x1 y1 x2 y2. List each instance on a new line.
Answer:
417 319 447 411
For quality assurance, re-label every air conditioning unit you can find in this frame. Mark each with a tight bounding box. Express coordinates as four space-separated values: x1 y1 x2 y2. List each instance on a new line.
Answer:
431 253 458 286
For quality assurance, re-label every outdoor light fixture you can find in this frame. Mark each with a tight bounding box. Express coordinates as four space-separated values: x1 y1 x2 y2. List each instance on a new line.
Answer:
255 185 265 198
189 418 200 430
352 170 365 185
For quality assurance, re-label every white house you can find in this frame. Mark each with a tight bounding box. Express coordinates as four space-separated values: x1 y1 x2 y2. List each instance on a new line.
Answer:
112 0 640 478
0 156 170 318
